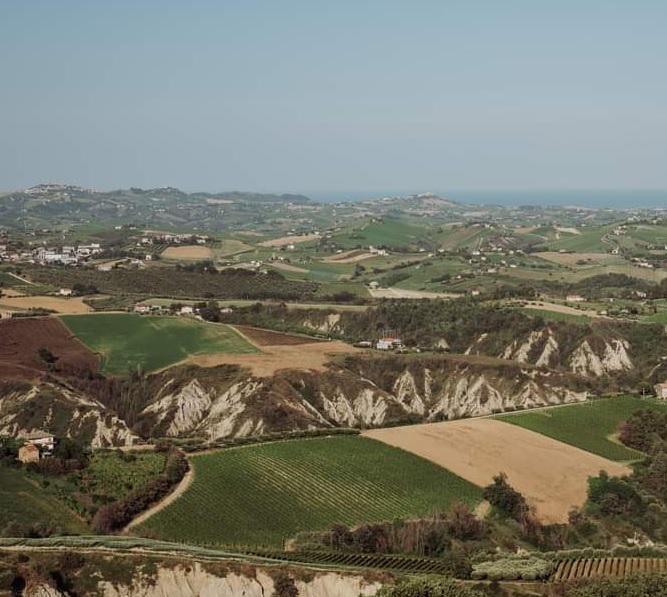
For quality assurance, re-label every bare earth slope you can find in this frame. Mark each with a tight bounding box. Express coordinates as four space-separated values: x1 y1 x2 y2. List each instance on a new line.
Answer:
364 418 630 524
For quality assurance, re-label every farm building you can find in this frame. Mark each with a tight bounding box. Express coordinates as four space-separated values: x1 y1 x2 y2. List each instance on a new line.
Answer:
18 442 40 464
376 337 403 351
22 431 55 454
655 382 667 400
134 303 151 314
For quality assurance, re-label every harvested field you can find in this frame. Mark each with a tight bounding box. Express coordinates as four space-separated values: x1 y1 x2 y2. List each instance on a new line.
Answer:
0 288 23 297
0 317 99 379
323 250 375 263
258 233 320 247
535 251 619 266
190 340 359 377
363 418 630 524
161 245 213 260
0 295 93 314
233 325 321 346
369 287 461 299
520 300 601 319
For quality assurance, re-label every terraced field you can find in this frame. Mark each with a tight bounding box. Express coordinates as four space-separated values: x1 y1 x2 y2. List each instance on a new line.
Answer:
137 436 481 547
61 314 257 374
497 396 667 461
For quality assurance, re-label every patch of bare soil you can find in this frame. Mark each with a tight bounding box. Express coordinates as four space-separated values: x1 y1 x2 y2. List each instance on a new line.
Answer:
190 341 359 377
161 245 213 260
233 325 322 346
535 252 618 266
363 418 630 524
258 233 320 247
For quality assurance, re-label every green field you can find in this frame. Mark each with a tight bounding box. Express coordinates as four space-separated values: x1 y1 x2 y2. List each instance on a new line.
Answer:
138 436 481 547
497 396 667 462
76 451 166 500
0 466 87 534
332 218 428 249
61 313 257 374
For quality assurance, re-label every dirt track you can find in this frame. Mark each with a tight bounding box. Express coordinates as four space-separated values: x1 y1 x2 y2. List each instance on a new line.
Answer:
364 418 630 524
125 467 195 532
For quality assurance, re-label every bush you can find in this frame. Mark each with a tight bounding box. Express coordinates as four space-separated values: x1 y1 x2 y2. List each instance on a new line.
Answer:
377 576 484 597
565 572 667 596
482 473 529 521
92 448 188 533
587 471 645 517
471 556 553 581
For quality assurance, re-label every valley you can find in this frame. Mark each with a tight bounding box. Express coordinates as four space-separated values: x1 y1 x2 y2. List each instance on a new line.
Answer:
0 187 666 595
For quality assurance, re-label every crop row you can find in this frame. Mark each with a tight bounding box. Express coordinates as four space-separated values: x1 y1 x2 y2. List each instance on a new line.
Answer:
552 557 667 581
243 548 460 574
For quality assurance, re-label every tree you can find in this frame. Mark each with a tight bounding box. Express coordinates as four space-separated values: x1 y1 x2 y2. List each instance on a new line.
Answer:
446 502 486 541
272 572 298 597
37 347 59 366
483 473 529 521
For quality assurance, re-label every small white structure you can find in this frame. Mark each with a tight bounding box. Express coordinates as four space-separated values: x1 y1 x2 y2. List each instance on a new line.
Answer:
22 431 55 454
655 382 667 400
180 305 194 315
376 337 403 351
134 303 151 314
58 288 73 297
566 294 585 303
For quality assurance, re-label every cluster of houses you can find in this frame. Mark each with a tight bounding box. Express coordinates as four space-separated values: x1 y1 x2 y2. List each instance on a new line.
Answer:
0 243 102 265
133 302 232 317
137 233 210 246
17 431 55 464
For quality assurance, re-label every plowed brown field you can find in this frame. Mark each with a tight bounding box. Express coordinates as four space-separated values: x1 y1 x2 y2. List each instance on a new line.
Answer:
0 317 99 379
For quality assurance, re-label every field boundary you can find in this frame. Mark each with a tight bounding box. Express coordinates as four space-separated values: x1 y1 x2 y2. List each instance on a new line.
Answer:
124 467 195 533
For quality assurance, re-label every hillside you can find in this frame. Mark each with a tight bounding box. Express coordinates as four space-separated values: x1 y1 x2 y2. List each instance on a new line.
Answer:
137 436 480 546
0 185 312 231
221 300 667 384
0 349 591 447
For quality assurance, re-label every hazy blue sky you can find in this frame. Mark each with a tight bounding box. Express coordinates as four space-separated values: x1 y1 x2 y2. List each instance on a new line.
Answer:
1 1 666 194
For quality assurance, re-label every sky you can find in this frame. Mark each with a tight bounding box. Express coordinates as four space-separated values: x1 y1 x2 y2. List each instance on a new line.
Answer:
1 1 666 195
